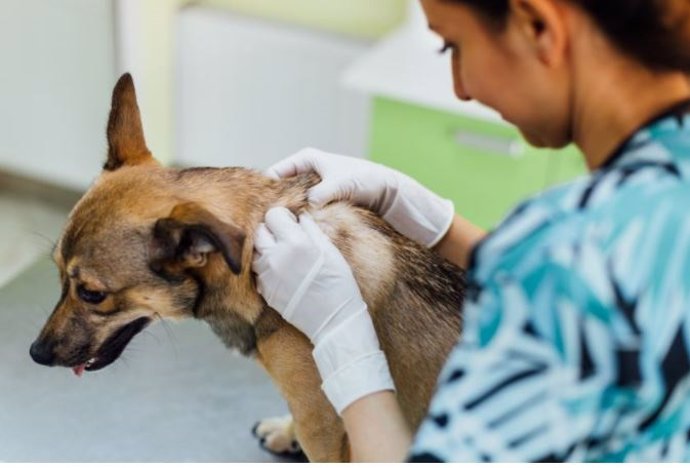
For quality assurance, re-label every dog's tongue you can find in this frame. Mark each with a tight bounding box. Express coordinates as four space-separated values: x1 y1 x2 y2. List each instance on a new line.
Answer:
72 364 86 377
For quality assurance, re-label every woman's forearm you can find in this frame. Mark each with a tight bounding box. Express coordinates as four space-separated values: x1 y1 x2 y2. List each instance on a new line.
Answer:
341 390 412 462
434 213 487 269
339 215 483 461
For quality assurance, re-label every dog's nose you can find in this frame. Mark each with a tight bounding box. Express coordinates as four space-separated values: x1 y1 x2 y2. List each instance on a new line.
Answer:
30 340 56 366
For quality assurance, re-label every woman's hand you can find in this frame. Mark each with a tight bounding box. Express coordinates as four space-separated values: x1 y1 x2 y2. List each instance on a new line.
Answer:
266 148 456 248
252 207 395 414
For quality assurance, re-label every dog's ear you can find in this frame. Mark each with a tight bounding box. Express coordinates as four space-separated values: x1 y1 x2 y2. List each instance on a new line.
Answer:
104 73 154 171
151 202 246 278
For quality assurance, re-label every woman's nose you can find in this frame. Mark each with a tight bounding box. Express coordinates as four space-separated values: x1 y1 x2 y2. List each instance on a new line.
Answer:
454 82 472 101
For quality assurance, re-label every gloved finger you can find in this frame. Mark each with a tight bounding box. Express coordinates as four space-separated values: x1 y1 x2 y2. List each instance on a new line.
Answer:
307 180 348 207
299 212 331 244
251 249 271 297
265 148 319 179
253 223 276 253
253 266 267 297
264 207 300 241
251 251 269 278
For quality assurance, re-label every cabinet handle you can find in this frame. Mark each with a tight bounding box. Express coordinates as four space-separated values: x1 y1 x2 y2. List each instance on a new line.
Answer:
452 129 525 158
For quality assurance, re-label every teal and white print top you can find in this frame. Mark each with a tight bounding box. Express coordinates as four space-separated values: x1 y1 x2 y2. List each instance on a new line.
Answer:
409 100 690 462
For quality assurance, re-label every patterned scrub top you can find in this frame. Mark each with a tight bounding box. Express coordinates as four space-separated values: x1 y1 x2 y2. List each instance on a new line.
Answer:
409 100 690 462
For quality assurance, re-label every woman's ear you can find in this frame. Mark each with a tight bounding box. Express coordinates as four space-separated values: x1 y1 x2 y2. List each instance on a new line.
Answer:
509 0 568 67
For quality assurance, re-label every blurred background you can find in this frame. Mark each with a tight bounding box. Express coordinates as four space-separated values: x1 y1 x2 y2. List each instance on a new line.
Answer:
0 0 586 462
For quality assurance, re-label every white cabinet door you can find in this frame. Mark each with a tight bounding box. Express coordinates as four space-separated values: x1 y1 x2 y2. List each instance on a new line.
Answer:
175 7 371 170
0 0 116 190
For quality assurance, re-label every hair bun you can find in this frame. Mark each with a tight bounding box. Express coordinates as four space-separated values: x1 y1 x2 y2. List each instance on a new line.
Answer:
454 0 690 72
578 0 690 72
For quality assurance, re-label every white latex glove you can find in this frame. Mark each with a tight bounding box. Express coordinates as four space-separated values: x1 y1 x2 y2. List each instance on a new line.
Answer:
266 148 455 248
252 207 395 414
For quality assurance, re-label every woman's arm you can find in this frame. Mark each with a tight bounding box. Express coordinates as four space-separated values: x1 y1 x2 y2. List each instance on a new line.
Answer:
339 215 485 462
434 213 487 269
341 391 413 462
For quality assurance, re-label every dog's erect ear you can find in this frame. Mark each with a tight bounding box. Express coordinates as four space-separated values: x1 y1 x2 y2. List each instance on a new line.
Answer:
151 202 246 278
104 73 153 171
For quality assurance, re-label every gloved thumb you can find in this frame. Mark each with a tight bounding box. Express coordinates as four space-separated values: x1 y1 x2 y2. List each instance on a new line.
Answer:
263 167 281 180
265 149 318 179
264 158 301 179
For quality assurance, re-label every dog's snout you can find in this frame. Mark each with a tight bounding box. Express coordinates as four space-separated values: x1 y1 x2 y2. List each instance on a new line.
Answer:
30 340 56 366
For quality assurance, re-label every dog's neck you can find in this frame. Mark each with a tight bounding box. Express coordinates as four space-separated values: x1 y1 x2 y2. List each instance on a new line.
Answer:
170 166 318 224
169 166 319 355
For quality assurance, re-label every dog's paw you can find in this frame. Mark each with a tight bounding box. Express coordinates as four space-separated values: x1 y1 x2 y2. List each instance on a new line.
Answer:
251 414 303 458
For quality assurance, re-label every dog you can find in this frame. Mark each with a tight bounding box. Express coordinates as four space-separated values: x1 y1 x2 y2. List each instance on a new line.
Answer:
29 74 464 462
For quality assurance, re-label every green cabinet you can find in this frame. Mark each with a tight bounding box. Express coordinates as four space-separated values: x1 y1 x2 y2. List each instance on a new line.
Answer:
369 97 586 229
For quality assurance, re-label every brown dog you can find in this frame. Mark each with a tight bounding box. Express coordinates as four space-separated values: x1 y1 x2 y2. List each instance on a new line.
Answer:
29 74 464 462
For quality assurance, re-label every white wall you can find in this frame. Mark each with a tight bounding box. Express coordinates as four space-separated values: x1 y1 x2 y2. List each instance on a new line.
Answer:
174 7 371 170
0 2 374 188
0 0 116 190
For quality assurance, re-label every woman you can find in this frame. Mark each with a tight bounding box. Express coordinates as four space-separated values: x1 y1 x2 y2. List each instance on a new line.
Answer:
251 0 690 462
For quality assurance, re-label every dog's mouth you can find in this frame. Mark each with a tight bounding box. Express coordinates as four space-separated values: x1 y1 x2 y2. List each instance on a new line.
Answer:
71 316 152 377
72 358 97 377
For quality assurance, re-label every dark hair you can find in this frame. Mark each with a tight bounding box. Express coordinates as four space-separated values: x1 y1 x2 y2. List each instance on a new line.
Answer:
449 0 690 72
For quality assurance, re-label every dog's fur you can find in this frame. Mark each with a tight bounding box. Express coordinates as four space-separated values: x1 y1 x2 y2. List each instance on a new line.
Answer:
30 74 464 462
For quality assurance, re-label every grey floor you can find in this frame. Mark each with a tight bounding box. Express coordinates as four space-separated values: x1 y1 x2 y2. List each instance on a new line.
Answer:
0 187 292 462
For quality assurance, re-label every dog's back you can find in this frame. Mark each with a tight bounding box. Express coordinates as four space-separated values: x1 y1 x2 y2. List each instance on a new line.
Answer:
307 200 464 427
180 166 464 430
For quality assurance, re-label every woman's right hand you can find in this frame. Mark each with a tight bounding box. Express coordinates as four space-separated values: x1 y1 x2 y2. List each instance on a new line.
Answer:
267 148 455 248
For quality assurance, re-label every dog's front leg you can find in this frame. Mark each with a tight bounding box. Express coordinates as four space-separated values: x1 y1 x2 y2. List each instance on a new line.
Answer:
256 325 349 462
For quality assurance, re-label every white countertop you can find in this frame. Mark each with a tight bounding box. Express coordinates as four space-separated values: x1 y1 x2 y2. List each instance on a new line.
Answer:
342 22 504 124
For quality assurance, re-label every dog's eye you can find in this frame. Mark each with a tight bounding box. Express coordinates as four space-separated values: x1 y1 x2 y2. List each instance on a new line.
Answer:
77 285 107 305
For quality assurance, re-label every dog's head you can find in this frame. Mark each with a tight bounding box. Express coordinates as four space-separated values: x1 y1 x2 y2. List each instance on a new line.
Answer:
29 74 248 375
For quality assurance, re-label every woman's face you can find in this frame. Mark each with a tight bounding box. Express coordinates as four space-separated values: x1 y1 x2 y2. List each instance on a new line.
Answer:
420 0 573 149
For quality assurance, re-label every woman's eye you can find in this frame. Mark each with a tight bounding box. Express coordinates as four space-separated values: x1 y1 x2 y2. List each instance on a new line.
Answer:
438 41 457 55
77 285 107 305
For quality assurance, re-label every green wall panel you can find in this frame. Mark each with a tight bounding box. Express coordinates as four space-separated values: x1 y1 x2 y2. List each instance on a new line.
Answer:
369 98 587 229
